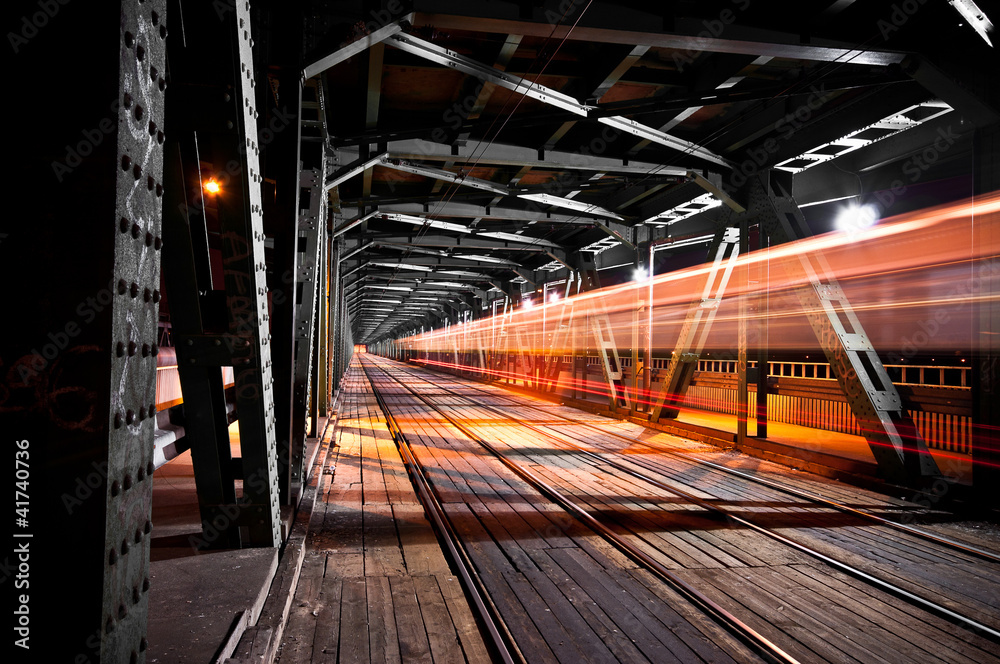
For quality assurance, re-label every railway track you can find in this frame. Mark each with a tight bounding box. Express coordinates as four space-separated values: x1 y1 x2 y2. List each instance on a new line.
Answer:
404 362 1000 588
388 361 1000 636
409 360 1000 565
361 355 1000 664
360 356 792 664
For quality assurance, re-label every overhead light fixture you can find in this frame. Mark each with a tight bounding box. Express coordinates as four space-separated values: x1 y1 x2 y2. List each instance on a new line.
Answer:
204 179 221 194
948 0 994 45
835 203 879 236
774 101 953 174
644 192 723 225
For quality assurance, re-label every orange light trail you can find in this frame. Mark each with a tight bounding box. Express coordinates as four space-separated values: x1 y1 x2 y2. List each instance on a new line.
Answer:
387 192 1000 470
401 192 1000 355
411 358 1000 470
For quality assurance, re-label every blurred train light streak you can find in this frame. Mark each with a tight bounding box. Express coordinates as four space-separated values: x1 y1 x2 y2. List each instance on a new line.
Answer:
397 193 1000 465
403 192 1000 358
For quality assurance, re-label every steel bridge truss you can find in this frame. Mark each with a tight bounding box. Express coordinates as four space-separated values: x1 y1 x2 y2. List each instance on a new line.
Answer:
649 172 940 484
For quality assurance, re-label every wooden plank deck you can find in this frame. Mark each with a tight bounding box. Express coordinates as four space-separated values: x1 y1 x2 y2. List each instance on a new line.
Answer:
358 357 1000 664
275 356 1000 663
276 364 491 664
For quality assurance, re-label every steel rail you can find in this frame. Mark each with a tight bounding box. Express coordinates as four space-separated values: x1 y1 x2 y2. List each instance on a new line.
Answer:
410 358 1000 566
382 359 1000 643
363 357 800 664
357 359 525 664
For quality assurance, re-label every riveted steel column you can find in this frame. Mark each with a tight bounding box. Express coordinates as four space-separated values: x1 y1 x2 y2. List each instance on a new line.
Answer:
736 217 750 449
6 1 166 659
105 3 166 657
309 229 326 433
289 164 325 501
317 233 330 417
172 0 281 546
223 1 280 546
330 239 343 391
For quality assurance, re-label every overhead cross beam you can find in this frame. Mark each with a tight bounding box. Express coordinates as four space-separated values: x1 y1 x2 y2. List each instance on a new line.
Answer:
378 159 631 220
370 202 599 225
385 32 731 167
377 212 564 248
302 15 415 79
365 242 523 266
386 138 689 175
414 12 908 65
326 152 385 191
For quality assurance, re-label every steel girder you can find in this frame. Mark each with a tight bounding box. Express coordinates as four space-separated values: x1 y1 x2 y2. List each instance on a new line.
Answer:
5 1 166 659
302 15 415 80
749 175 940 482
383 140 688 176
386 32 728 167
289 164 325 503
648 221 742 421
165 0 282 547
414 10 907 64
105 2 166 658
576 253 631 410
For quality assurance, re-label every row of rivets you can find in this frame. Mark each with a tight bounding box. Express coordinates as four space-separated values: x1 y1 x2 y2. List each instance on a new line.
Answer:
115 341 159 358
119 218 162 250
113 404 157 428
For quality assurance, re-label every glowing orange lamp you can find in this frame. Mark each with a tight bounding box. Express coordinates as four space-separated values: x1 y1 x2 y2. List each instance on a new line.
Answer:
204 179 221 194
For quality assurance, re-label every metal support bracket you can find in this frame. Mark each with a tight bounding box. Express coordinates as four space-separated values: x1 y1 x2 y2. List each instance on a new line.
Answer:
648 219 740 421
577 253 631 410
747 174 940 482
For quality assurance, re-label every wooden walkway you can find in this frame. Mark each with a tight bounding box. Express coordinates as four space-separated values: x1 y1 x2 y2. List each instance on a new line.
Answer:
276 364 491 663
277 356 1000 663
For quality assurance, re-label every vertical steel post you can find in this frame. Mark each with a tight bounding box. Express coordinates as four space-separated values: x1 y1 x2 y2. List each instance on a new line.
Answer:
736 217 750 448
755 225 770 439
210 1 282 546
7 2 166 658
318 233 329 417
330 239 342 393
